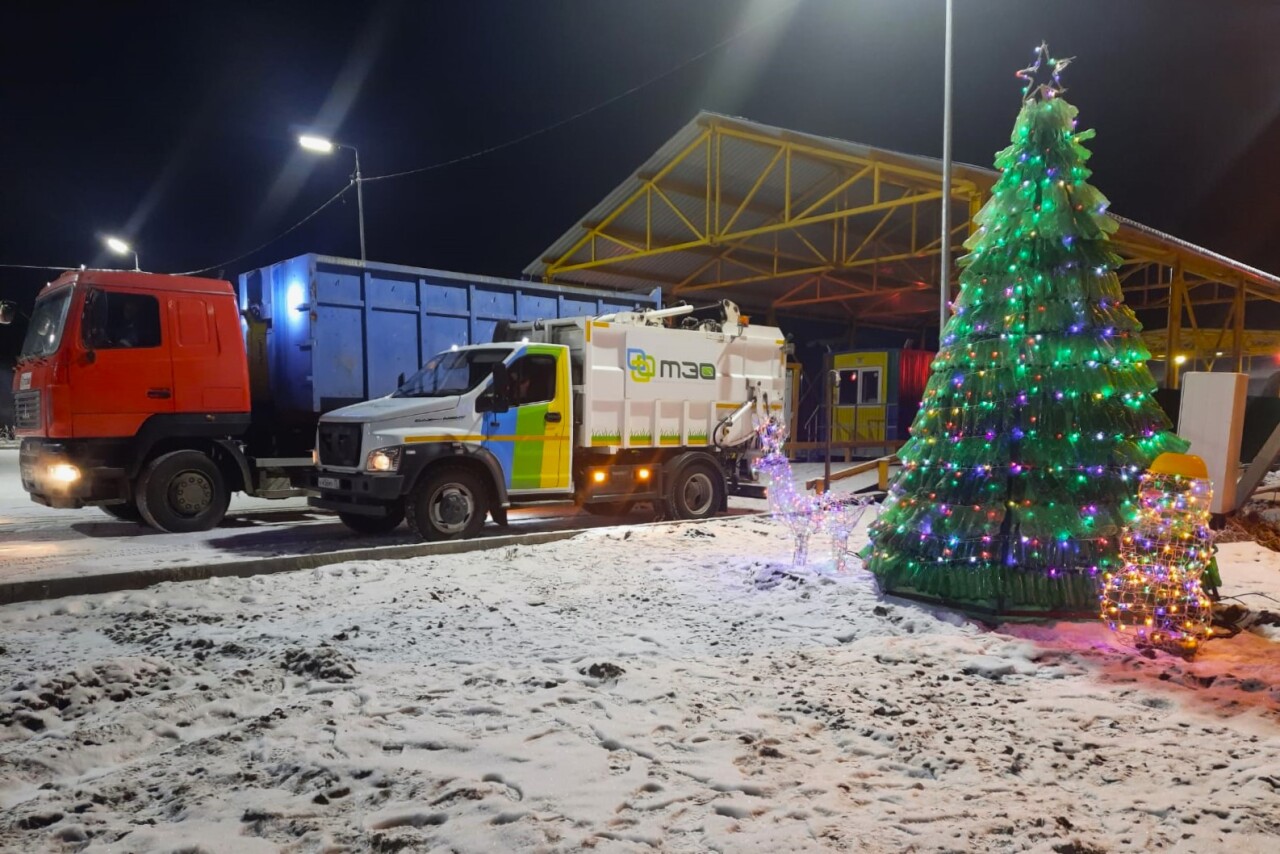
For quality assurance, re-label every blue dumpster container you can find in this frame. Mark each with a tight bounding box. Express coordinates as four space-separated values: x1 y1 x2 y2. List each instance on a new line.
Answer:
239 254 660 419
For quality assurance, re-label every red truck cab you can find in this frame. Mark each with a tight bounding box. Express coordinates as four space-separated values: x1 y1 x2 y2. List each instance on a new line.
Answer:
13 269 255 530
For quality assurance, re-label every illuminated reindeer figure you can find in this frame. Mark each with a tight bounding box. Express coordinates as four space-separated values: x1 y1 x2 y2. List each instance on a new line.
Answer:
753 416 876 571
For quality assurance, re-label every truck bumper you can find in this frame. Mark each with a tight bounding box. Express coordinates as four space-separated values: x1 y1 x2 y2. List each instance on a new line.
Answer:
578 461 664 505
301 469 404 517
19 438 130 509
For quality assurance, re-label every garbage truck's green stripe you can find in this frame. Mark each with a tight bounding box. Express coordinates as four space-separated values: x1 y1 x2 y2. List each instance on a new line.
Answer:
512 403 548 489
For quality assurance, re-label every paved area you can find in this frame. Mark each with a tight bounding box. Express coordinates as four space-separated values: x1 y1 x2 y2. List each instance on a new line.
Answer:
0 449 887 602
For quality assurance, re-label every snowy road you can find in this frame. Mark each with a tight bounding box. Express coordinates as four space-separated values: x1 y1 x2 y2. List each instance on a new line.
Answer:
0 448 881 593
1 515 1278 852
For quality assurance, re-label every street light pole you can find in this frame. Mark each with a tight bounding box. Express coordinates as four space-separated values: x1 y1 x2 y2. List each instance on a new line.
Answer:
939 0 954 336
351 146 366 266
298 134 366 265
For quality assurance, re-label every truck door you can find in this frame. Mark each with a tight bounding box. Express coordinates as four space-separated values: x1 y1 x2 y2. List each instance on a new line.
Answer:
69 288 174 437
487 346 571 493
168 294 244 412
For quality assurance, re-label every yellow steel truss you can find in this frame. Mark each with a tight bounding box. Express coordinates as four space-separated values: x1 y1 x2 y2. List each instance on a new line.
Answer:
542 121 981 308
538 116 1280 386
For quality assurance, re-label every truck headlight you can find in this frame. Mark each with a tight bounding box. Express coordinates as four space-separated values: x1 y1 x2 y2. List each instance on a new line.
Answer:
366 447 402 472
48 463 81 483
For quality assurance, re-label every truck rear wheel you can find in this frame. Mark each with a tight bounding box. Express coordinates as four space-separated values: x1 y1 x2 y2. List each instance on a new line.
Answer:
669 462 724 521
136 450 229 533
406 467 489 541
338 505 405 535
100 501 144 523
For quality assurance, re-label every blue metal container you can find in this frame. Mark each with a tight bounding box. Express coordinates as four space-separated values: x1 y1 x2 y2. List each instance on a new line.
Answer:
239 254 659 417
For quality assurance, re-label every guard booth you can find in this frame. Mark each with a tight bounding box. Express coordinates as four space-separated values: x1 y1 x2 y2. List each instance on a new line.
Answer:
832 348 933 451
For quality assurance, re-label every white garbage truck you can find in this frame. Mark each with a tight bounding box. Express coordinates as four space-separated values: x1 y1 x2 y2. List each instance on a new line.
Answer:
300 300 787 540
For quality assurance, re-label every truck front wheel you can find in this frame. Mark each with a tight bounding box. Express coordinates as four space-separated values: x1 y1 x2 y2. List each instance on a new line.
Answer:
338 505 405 535
669 462 725 521
136 450 229 533
406 467 489 541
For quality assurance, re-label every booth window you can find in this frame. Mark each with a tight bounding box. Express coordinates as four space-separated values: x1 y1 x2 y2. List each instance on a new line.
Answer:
838 367 882 405
860 368 881 404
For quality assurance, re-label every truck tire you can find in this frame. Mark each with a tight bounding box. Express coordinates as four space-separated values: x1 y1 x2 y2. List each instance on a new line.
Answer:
668 462 724 521
338 505 405 535
100 501 144 523
406 466 489 541
583 501 634 517
136 450 230 533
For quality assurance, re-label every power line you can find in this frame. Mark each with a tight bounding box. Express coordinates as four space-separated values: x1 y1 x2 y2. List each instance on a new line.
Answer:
177 181 354 276
0 263 79 272
362 0 804 184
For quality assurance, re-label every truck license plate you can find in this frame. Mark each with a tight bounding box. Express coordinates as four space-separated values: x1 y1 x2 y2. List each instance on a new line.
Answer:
317 476 341 490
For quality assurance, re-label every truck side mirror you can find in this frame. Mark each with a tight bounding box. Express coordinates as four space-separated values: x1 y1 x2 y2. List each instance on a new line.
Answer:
397 371 406 388
0 302 14 325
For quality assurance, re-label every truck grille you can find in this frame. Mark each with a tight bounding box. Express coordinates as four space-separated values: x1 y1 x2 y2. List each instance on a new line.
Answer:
318 422 362 468
14 391 41 430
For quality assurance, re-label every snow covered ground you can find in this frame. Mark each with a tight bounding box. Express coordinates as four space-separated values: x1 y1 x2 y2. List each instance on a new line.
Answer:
2 509 1279 852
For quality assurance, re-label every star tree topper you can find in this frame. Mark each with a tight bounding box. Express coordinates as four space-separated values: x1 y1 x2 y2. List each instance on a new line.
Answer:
1016 41 1074 102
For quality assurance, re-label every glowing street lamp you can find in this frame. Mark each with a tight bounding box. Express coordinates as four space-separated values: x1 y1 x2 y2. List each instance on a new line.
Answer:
298 133 366 264
297 134 335 154
104 236 140 271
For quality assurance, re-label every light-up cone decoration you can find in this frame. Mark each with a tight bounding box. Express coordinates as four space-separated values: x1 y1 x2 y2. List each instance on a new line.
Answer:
864 44 1188 617
1099 453 1216 654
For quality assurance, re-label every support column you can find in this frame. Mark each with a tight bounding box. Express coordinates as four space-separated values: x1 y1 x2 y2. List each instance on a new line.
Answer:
1233 278 1246 373
1164 262 1184 389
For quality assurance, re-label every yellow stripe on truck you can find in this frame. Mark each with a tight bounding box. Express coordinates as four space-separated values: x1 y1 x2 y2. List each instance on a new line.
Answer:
404 434 564 444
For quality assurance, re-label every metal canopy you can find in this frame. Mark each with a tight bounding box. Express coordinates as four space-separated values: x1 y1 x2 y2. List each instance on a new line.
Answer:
527 112 1280 381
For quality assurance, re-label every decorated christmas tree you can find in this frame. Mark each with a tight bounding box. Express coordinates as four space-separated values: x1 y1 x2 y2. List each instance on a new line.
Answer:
865 44 1187 617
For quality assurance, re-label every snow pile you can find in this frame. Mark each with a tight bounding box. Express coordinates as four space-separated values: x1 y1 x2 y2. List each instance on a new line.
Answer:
1 517 1279 852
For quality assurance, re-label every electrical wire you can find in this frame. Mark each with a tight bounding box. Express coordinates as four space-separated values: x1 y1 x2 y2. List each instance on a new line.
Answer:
176 181 355 276
1218 591 1280 606
0 264 79 271
361 0 804 184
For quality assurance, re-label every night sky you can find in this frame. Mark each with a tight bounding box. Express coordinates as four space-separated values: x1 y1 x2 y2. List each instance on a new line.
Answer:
3 0 1279 360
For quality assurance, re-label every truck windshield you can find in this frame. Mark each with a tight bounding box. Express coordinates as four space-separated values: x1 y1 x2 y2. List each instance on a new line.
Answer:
392 348 509 398
18 289 72 361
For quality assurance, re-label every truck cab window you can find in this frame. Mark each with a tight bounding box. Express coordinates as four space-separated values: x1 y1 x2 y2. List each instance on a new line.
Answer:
18 289 72 359
83 291 161 350
508 354 556 406
392 347 507 399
